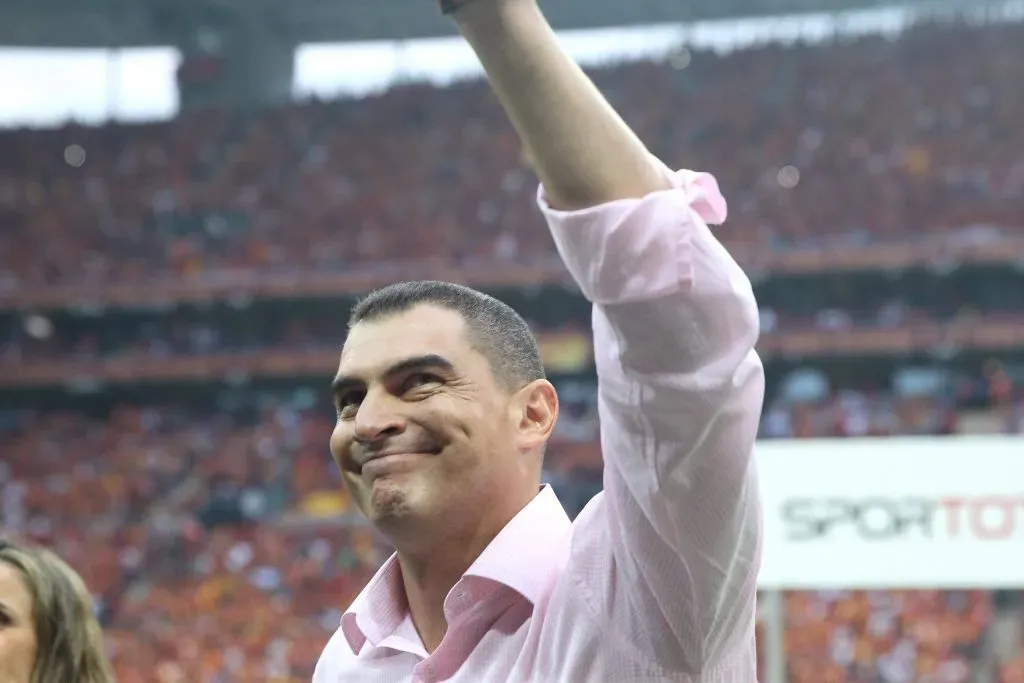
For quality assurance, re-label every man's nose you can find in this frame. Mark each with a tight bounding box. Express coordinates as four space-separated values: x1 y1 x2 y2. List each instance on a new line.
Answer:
353 391 407 444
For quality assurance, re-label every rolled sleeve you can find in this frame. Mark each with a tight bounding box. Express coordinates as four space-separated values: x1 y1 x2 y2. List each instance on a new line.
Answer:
538 160 763 676
538 158 728 305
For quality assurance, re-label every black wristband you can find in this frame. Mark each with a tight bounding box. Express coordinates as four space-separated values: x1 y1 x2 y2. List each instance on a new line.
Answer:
440 0 476 14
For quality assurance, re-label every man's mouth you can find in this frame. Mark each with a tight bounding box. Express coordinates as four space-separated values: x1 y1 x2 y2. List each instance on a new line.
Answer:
355 447 442 474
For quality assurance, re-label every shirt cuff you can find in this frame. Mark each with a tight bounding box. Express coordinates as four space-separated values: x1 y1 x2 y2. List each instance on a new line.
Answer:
536 158 728 305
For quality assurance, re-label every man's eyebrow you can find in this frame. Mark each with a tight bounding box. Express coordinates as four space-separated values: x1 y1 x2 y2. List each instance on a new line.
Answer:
331 354 456 396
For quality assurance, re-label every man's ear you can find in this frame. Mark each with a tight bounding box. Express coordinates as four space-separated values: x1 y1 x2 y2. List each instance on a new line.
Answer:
509 379 559 453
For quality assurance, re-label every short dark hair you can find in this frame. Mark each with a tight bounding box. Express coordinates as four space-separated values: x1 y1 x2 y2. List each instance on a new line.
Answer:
348 280 546 389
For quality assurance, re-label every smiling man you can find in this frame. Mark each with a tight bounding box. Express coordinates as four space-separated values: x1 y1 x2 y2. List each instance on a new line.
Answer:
331 291 552 566
312 0 765 681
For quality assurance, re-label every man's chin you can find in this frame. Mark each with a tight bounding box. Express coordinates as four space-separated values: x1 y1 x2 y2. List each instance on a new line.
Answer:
366 477 416 523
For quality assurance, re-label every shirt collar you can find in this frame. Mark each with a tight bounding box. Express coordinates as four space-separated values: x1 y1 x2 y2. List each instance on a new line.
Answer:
340 485 572 654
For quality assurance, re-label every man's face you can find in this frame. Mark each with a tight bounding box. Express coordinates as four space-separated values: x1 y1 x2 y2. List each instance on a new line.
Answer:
0 562 37 683
330 305 544 537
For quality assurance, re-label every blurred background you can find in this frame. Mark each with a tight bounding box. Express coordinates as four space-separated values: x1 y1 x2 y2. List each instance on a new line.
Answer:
1 0 1023 681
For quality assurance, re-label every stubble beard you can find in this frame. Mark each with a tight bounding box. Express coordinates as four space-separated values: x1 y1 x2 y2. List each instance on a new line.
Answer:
369 478 415 524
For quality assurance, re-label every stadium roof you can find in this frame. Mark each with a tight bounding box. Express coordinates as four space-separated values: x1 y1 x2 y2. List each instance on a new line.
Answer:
1 0 974 47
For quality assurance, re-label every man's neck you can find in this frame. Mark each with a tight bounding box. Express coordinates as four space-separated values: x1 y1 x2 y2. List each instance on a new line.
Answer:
392 485 540 652
396 530 491 653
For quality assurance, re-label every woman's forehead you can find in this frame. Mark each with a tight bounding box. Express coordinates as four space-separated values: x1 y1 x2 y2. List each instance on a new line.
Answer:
0 562 33 617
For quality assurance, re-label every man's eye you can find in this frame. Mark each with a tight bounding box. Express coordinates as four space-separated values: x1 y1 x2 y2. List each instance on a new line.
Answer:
404 373 440 390
336 392 363 413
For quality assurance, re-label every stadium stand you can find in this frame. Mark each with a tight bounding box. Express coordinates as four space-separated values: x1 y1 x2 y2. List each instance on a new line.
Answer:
1 15 1022 683
1 21 1023 291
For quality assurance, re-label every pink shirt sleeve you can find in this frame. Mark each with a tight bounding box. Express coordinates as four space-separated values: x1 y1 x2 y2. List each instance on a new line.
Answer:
537 159 765 676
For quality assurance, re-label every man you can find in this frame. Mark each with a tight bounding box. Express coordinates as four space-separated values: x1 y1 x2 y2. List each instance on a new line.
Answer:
313 0 765 680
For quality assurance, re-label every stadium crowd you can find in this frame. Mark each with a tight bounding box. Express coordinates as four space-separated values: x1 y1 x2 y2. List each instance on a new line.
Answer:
3 397 1022 682
3 303 1022 440
0 20 1022 291
1 15 1022 683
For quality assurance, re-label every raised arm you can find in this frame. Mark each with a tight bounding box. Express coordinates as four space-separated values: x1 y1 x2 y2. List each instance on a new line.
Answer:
452 0 669 209
453 0 765 676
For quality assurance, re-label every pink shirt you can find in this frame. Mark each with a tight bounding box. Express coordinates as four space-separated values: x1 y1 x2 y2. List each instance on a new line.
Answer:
313 161 765 683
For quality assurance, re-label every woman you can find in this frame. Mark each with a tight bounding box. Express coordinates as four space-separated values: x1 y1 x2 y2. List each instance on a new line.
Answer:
0 538 115 683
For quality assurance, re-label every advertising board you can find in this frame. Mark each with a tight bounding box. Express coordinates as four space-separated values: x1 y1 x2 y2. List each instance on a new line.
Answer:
756 436 1024 588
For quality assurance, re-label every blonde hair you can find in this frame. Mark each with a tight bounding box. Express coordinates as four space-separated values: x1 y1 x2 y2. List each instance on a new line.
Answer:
0 539 115 683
